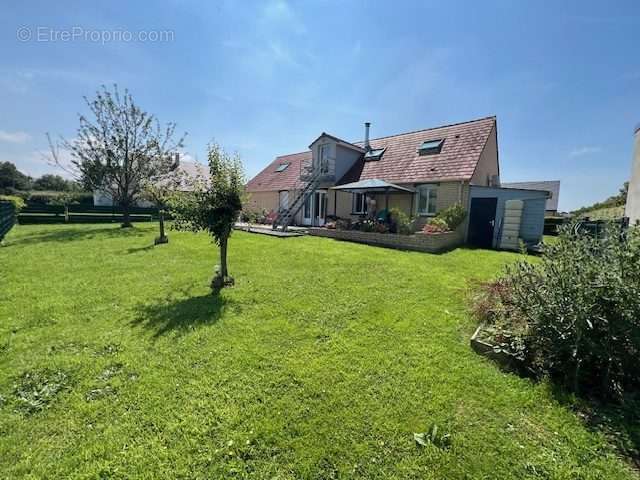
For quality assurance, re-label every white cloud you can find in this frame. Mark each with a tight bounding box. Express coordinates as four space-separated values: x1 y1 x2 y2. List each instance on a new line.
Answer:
0 130 31 143
569 146 602 157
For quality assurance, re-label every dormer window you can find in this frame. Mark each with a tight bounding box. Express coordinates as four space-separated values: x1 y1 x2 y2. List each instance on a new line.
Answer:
418 139 444 155
275 163 289 172
364 147 385 161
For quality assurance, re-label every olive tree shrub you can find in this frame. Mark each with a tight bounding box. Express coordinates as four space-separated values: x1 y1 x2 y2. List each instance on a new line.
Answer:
476 223 640 401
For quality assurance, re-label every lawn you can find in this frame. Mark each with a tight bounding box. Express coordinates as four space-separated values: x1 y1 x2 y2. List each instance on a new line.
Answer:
0 223 636 479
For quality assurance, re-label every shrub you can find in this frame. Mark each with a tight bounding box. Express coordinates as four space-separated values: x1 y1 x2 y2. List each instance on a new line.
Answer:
336 218 352 230
0 195 25 213
475 222 640 401
374 222 389 234
358 219 376 232
0 188 29 199
436 203 466 230
27 191 93 206
389 208 414 235
422 217 449 234
240 209 259 224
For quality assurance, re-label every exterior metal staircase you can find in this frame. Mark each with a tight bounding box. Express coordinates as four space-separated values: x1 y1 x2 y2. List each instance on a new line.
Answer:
272 166 323 231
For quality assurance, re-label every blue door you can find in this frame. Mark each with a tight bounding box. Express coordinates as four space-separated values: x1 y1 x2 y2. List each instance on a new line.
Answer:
469 197 497 248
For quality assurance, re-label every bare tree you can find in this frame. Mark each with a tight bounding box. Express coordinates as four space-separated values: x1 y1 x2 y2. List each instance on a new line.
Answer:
49 85 186 228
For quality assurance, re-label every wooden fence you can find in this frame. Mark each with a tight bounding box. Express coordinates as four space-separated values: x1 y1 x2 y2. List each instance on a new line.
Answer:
0 201 16 241
18 204 158 224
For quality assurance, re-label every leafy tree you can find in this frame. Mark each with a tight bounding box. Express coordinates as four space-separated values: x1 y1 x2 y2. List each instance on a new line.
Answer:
142 169 185 245
33 174 74 192
169 143 244 293
0 162 32 192
49 192 80 222
49 84 185 228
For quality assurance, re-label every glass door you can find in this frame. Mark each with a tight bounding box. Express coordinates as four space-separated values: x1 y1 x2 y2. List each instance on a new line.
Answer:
302 195 312 225
314 191 327 226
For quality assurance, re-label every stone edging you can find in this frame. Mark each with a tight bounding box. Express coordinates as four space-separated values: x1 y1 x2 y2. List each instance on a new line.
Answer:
308 228 462 253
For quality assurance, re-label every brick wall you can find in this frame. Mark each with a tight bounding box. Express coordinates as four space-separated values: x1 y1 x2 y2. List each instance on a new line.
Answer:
308 227 463 253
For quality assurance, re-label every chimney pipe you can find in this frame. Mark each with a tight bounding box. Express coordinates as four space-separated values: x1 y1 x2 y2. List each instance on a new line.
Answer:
624 124 640 225
364 122 371 151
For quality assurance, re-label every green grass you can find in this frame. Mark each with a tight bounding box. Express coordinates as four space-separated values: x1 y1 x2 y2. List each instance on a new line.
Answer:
0 223 636 479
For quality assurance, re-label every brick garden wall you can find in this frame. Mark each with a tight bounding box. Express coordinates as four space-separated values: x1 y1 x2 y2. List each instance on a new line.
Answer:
308 227 463 253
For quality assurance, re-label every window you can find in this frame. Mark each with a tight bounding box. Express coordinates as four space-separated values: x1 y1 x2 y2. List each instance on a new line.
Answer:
418 139 444 155
416 185 437 215
317 144 330 173
364 147 385 161
275 163 289 172
352 193 367 214
303 195 311 219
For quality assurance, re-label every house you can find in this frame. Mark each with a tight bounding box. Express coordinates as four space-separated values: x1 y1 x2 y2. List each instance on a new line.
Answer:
625 124 640 225
246 116 550 249
93 160 207 207
502 181 560 215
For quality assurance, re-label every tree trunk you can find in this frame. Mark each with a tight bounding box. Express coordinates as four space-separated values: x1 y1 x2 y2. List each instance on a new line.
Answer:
64 205 69 223
121 204 133 228
220 235 228 278
211 232 234 293
154 209 168 244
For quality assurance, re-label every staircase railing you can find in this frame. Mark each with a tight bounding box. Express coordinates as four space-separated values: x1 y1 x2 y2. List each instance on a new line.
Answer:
272 165 323 231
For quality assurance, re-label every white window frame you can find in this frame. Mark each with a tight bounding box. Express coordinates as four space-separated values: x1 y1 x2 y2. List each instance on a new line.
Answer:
318 144 330 173
416 184 438 216
352 193 367 214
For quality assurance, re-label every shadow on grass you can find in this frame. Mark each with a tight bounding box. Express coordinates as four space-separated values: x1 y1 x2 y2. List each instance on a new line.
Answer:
126 244 155 254
550 386 640 470
9 225 147 246
132 293 234 338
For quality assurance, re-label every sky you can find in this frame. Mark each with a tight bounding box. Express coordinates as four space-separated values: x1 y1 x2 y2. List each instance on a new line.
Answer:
1 1 639 211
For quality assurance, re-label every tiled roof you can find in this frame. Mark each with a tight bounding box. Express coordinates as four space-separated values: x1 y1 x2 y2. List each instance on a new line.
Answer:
245 151 309 192
350 116 496 184
246 116 496 192
502 180 561 211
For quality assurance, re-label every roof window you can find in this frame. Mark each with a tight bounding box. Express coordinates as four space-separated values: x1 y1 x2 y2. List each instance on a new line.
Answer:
418 139 444 155
364 147 385 161
275 163 290 172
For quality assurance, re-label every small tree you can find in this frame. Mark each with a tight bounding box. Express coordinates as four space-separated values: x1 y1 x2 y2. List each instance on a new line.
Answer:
142 169 184 245
50 192 80 222
48 84 185 228
169 143 244 293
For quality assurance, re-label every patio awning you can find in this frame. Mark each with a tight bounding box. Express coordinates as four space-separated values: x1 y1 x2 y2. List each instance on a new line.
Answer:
330 179 415 194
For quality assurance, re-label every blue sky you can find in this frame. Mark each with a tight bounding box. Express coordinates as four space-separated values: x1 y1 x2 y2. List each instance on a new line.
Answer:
1 0 639 211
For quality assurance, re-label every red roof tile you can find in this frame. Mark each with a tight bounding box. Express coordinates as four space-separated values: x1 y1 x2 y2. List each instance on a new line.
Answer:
245 151 309 192
246 116 496 192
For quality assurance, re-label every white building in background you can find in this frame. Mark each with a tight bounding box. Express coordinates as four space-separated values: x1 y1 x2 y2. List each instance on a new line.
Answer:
625 125 640 225
92 160 207 207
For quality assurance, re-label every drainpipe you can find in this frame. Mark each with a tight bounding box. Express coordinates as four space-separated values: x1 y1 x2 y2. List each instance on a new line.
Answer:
364 122 371 151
